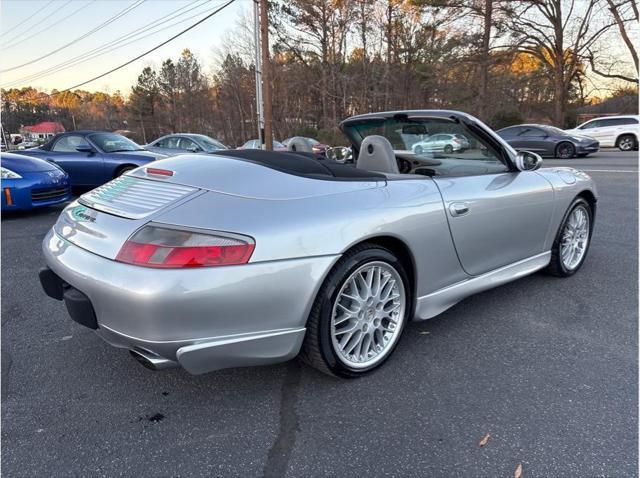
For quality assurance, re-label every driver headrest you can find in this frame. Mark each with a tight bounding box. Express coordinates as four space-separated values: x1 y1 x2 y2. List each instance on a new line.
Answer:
357 135 399 174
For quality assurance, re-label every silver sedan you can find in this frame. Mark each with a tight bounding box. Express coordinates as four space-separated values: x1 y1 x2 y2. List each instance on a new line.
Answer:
39 110 597 377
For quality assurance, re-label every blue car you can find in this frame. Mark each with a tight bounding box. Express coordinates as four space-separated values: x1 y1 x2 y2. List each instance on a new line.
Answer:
1 152 71 211
19 131 166 187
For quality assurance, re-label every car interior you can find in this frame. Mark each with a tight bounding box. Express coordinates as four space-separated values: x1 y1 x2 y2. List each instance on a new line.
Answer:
344 117 511 178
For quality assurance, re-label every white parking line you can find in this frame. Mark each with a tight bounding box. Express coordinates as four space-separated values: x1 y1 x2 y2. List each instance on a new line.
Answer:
579 169 638 173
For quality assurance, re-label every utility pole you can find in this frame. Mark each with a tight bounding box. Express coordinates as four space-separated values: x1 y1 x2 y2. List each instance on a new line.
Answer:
253 0 264 148
259 0 273 150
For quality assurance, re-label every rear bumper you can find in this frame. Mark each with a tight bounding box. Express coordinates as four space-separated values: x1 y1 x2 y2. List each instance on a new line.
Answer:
41 229 338 374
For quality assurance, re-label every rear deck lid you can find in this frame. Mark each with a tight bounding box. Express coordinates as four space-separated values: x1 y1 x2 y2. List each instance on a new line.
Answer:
126 154 384 200
79 174 198 219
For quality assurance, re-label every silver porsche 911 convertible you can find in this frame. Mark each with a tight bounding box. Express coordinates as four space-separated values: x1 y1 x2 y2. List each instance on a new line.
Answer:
39 110 596 377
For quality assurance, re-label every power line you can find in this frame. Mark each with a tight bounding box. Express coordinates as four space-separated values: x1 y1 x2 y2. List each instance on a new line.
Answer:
1 0 147 73
45 0 237 97
1 0 57 44
2 0 97 51
2 0 213 84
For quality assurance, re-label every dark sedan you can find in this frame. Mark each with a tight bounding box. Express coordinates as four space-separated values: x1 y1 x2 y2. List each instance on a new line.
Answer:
144 133 227 156
19 131 166 187
497 124 599 159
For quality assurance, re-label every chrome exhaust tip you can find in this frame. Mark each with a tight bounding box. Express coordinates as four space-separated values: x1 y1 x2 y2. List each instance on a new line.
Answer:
129 349 177 371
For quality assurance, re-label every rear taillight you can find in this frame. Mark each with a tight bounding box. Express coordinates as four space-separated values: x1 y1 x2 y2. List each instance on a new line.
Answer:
146 167 174 177
115 225 255 268
452 138 461 144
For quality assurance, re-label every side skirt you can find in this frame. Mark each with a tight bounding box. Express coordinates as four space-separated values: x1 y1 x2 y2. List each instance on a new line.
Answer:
414 251 551 321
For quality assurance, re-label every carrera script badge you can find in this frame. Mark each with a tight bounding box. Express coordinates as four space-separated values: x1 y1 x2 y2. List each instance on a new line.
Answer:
71 205 96 223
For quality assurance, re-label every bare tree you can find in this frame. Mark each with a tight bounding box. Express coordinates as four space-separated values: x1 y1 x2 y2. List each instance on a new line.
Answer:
607 0 640 74
509 0 615 126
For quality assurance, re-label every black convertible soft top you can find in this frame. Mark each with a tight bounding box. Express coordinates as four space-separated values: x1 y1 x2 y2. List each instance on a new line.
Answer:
210 149 385 181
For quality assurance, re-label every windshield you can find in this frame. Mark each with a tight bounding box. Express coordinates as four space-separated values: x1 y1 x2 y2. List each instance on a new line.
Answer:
342 116 509 177
89 133 142 152
198 135 226 151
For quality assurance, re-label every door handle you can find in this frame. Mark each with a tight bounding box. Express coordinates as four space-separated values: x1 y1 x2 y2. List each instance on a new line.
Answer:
449 202 470 217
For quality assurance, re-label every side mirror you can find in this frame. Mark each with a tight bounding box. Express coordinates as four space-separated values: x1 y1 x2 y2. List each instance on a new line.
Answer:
186 146 201 153
76 145 95 153
515 151 542 171
326 146 352 163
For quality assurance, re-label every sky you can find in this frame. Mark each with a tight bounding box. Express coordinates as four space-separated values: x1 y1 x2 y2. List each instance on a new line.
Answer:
0 0 249 94
0 0 636 99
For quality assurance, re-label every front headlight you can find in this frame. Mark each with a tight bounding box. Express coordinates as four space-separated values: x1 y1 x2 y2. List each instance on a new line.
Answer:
1 167 22 179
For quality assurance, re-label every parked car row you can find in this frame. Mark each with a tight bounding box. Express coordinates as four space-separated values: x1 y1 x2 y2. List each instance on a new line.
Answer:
497 114 638 158
1 113 635 211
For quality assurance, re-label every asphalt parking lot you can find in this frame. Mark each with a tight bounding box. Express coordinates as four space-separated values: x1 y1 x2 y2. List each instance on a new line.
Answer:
2 150 637 477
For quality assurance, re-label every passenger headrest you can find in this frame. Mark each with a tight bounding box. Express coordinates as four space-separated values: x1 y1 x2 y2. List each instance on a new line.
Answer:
287 137 313 153
357 135 399 174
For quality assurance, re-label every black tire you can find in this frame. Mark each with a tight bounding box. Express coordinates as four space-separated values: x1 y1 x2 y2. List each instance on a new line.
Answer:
414 145 423 154
555 142 576 159
114 165 136 178
299 243 411 378
545 198 593 277
617 134 637 151
444 144 453 154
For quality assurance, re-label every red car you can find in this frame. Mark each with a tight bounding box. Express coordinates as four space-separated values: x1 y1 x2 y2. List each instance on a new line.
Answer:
283 137 330 155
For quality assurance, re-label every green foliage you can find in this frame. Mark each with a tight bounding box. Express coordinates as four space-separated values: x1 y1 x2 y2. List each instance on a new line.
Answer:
489 111 524 130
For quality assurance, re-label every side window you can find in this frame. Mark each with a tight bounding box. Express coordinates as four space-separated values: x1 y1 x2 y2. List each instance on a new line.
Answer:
178 138 198 150
154 138 168 148
52 135 90 152
519 127 544 137
165 137 180 149
499 127 520 137
606 118 638 126
580 120 600 130
598 119 618 128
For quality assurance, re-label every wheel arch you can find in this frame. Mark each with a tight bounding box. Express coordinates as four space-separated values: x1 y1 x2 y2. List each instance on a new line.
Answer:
343 235 417 315
615 132 637 147
576 189 597 221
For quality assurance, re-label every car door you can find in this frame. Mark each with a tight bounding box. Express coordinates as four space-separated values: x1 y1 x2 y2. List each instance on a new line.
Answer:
591 118 621 146
608 118 639 147
433 137 555 276
497 127 522 147
511 127 549 153
426 134 442 151
45 135 104 186
575 119 605 142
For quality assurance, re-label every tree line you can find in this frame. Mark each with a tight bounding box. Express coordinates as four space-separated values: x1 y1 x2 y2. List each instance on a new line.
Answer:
2 0 637 147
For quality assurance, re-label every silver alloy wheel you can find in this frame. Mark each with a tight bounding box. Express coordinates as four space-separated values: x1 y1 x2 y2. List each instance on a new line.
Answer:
560 205 590 270
619 136 635 151
330 261 406 369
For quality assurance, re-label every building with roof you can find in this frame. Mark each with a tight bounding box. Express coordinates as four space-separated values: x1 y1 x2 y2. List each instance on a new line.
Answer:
19 121 65 142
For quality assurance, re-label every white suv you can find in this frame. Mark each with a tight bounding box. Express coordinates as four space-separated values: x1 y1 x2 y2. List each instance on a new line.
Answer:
565 115 639 151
